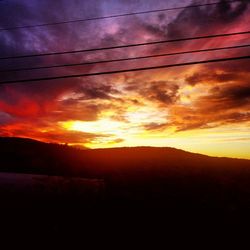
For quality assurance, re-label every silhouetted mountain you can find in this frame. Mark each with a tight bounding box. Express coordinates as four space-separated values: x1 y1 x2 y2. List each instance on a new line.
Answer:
1 136 250 240
1 136 249 178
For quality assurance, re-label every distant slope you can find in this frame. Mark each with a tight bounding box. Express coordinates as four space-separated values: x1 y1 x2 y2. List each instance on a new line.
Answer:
0 136 249 179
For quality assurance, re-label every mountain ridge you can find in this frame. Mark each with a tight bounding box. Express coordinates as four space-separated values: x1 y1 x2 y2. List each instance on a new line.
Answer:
1 136 248 161
1 136 250 179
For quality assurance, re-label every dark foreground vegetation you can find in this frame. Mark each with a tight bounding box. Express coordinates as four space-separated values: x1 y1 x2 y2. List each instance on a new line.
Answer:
1 137 250 242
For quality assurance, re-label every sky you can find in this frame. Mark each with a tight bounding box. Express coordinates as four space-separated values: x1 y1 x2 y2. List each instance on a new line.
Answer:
0 0 250 159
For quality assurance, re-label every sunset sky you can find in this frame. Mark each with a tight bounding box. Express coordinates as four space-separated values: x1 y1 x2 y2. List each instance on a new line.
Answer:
0 0 250 159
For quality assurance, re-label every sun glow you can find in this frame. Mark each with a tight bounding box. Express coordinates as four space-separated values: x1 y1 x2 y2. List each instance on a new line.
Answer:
62 119 134 136
60 118 140 148
59 104 170 148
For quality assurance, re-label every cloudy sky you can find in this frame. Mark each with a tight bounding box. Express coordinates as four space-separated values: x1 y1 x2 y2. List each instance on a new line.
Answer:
0 0 250 159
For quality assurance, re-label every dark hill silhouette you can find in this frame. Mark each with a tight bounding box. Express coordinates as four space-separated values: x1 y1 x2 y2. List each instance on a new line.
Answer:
1 136 250 178
1 136 250 240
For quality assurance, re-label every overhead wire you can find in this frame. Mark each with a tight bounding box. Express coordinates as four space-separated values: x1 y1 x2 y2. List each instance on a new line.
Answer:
1 30 249 60
1 43 249 72
0 0 241 32
0 55 249 85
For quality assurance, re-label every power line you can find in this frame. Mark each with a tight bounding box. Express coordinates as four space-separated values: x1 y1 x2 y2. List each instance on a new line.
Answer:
0 55 249 85
0 0 240 32
1 30 249 60
1 44 249 73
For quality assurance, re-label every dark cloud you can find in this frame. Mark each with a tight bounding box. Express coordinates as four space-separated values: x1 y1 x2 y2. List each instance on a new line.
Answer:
144 122 168 131
186 71 241 86
76 82 119 100
125 80 179 105
147 81 179 104
110 138 124 144
214 85 250 101
55 100 101 121
167 0 250 38
216 0 250 22
55 106 99 122
202 84 250 111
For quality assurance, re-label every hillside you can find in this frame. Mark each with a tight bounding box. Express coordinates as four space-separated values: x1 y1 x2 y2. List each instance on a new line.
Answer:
1 137 250 238
1 136 250 178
